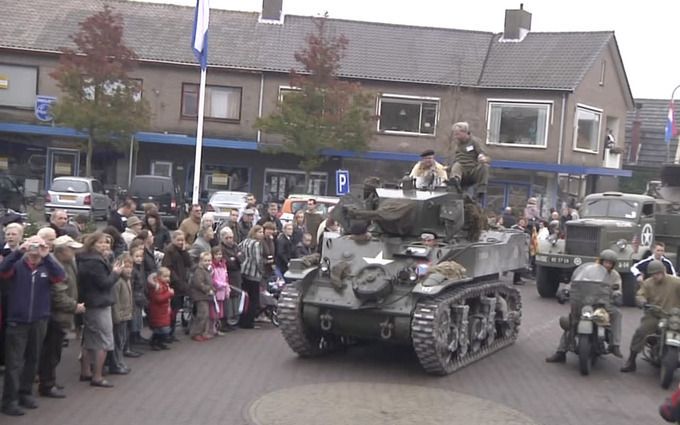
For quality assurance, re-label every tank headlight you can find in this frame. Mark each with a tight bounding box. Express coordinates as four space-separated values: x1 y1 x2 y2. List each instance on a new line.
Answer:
320 257 331 274
409 271 418 282
616 239 627 250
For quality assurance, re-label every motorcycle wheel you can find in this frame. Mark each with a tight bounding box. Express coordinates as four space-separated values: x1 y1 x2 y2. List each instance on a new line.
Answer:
578 334 592 376
660 346 678 389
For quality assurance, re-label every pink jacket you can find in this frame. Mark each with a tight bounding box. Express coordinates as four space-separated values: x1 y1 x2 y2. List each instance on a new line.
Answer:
211 260 229 301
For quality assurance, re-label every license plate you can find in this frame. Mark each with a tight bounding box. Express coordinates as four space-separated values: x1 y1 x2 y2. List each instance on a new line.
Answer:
59 195 77 201
549 257 570 264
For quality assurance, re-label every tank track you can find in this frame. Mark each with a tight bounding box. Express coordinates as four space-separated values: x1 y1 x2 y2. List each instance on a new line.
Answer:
278 283 331 357
411 281 522 375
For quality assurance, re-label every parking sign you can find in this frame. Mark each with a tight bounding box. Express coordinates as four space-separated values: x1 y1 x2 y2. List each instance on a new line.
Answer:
336 169 350 196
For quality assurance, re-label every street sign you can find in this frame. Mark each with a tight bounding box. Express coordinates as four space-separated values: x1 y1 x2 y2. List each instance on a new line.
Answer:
336 169 350 196
35 95 56 122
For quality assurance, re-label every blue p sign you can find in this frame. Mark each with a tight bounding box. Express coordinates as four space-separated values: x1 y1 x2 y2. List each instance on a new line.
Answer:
336 170 350 196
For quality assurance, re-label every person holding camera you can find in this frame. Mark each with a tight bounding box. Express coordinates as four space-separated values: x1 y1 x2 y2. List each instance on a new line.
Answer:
0 235 65 416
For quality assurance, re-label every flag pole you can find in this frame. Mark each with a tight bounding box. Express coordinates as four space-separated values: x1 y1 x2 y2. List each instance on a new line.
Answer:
192 66 207 205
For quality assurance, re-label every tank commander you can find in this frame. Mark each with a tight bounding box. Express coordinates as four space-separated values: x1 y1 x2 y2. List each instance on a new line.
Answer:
408 149 448 189
621 260 680 372
447 122 490 203
421 232 437 247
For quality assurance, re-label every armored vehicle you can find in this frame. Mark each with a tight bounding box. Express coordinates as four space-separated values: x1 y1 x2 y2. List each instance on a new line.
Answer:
279 186 527 375
535 192 656 306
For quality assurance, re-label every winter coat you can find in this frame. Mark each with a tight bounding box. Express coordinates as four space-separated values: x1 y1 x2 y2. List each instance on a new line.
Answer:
108 210 126 233
257 214 283 233
190 266 214 302
147 275 174 329
221 242 243 289
0 250 65 324
189 236 211 264
237 220 252 242
161 244 192 296
151 225 171 251
111 276 133 324
77 252 119 308
294 242 312 259
239 238 263 281
275 234 294 274
211 261 229 301
132 264 148 308
51 259 79 329
143 247 157 277
261 236 276 278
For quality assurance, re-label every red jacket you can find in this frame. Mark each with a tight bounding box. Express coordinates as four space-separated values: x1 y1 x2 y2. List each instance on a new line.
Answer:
147 279 174 329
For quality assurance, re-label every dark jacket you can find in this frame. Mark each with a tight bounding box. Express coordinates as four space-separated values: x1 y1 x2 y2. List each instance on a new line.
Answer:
49 223 67 238
294 242 312 259
261 236 276 278
143 247 157 277
0 250 65 324
237 219 252 242
275 234 294 274
257 214 283 233
150 225 171 251
108 210 126 234
161 244 192 296
189 266 213 302
221 242 243 289
132 264 148 308
77 252 119 308
51 259 79 329
291 225 305 246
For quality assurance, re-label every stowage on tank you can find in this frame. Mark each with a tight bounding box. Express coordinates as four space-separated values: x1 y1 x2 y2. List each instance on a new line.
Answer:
279 182 528 375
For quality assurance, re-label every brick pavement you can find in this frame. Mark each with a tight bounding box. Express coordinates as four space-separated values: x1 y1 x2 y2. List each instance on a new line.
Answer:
0 279 672 425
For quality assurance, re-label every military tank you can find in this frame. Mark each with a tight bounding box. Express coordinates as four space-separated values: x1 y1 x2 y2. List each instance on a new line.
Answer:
279 184 527 375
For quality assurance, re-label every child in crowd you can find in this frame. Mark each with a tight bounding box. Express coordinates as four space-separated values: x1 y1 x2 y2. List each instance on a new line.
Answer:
109 253 134 374
129 246 148 347
210 246 229 336
189 251 214 341
147 267 174 351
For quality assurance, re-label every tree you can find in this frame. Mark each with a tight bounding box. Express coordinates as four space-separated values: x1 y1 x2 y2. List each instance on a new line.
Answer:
256 14 375 189
50 5 150 176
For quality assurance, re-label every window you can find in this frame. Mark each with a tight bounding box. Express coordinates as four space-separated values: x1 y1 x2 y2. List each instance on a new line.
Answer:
83 78 143 102
91 180 104 194
378 95 438 135
0 64 38 108
486 100 551 147
151 161 172 177
278 86 300 103
574 105 602 153
264 169 328 204
182 84 241 121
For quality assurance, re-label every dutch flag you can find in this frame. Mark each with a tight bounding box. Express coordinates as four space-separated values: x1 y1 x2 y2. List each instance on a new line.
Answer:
191 0 209 70
665 101 677 145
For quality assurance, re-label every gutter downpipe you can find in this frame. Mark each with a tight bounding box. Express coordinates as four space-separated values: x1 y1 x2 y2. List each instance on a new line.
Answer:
557 93 566 165
257 72 264 143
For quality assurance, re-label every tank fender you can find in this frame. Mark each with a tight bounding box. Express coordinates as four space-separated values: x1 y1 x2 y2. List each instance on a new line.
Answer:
412 272 471 296
284 266 318 282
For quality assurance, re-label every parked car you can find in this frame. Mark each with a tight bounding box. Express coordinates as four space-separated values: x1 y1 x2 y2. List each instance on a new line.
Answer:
0 174 27 213
45 176 112 221
128 175 186 229
280 194 339 224
207 191 248 225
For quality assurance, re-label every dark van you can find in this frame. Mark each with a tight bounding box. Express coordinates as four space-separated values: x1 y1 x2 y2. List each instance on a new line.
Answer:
128 175 186 229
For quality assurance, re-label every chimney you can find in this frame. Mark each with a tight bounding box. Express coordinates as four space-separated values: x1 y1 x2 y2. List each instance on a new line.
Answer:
260 0 283 22
502 4 532 42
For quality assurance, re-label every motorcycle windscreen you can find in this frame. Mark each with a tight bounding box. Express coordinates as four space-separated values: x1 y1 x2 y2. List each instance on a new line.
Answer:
570 263 612 307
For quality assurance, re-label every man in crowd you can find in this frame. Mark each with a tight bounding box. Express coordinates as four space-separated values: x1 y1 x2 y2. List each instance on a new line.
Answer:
48 210 69 238
631 241 676 282
275 223 295 275
447 122 490 203
501 207 516 228
238 209 255 242
122 216 143 248
258 202 282 233
409 149 448 189
294 232 314 258
180 204 202 245
306 199 322 215
36 228 57 252
621 260 680 372
0 223 24 377
38 236 85 399
0 236 65 416
108 199 136 234
239 193 261 223
226 209 241 244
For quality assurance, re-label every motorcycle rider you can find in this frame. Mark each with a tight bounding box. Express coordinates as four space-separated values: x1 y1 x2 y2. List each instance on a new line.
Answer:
621 260 680 372
545 249 624 362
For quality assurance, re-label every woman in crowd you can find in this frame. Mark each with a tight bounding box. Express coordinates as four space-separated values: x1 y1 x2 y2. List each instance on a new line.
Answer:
291 210 306 246
102 226 127 259
238 225 264 329
261 222 276 280
135 230 158 277
77 232 122 388
144 210 171 251
161 231 192 340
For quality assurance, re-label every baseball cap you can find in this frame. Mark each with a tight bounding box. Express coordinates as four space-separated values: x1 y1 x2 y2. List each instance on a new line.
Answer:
54 235 83 249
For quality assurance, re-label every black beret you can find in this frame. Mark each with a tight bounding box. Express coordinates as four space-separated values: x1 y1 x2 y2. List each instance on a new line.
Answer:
420 149 435 157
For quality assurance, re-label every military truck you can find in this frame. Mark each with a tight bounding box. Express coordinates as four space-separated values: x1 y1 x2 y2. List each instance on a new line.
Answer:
278 186 527 375
535 192 657 306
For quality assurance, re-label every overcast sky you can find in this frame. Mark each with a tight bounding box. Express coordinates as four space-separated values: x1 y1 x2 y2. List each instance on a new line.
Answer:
142 0 680 100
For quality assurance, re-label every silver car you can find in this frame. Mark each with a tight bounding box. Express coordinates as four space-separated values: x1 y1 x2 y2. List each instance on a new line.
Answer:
45 177 112 221
207 191 248 224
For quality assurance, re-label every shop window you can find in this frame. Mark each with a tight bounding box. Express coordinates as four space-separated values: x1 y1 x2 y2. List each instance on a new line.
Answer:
574 105 602 153
378 95 438 135
0 64 38 108
151 161 172 177
486 101 550 147
264 169 328 204
182 84 241 121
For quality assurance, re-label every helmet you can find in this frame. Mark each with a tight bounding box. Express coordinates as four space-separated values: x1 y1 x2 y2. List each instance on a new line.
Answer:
648 260 666 275
599 249 618 264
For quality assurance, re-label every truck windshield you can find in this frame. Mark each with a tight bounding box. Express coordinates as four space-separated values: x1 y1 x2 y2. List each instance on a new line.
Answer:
582 199 639 219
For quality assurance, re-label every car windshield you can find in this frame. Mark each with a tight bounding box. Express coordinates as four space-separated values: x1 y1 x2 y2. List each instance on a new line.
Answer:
211 192 246 203
51 180 88 193
291 201 330 215
582 199 639 219
130 178 173 197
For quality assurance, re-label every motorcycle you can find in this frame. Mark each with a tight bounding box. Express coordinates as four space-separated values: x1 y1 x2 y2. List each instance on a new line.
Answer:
257 276 286 327
641 305 680 389
560 263 616 375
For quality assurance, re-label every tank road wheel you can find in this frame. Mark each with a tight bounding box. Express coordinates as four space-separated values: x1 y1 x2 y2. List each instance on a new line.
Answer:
621 273 637 307
411 282 522 376
536 265 560 298
278 283 328 357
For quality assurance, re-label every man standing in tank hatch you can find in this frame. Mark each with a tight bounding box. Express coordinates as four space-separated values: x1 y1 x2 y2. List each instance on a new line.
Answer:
408 149 448 189
446 122 490 204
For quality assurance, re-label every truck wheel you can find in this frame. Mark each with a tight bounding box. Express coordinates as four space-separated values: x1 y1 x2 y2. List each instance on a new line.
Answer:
661 346 678 389
621 273 637 307
536 265 560 298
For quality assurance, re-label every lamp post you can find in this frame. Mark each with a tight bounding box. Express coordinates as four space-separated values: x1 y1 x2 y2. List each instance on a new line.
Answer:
667 84 680 163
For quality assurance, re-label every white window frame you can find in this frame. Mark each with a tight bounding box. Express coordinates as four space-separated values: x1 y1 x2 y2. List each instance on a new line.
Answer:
278 85 301 103
485 99 553 149
182 83 242 121
573 104 603 154
151 161 172 178
376 93 439 137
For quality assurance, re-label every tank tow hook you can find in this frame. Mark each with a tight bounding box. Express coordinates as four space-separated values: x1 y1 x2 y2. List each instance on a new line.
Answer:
320 311 333 331
379 318 394 340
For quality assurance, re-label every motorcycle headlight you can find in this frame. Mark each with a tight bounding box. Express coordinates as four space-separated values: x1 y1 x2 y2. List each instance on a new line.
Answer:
581 305 593 318
548 234 558 246
616 239 627 250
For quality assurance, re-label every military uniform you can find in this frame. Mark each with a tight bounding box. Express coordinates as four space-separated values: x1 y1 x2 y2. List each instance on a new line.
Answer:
448 135 489 195
628 274 680 353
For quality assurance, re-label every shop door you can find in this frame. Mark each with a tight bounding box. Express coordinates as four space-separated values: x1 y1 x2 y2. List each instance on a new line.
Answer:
46 148 80 189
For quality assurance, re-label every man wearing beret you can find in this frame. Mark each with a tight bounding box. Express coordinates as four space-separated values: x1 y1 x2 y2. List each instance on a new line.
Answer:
409 150 448 189
447 121 490 203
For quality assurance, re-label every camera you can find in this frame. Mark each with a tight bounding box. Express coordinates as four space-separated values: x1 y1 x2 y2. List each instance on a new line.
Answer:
29 243 41 250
